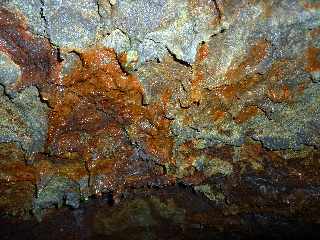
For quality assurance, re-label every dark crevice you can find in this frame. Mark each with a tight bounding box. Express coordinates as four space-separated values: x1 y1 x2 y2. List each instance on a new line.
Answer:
39 0 48 36
209 27 227 40
84 160 92 192
34 85 52 109
96 0 103 19
178 99 191 109
39 0 63 58
108 0 116 15
69 50 83 66
165 46 191 68
145 37 192 67
56 47 63 63
0 82 14 100
189 126 201 133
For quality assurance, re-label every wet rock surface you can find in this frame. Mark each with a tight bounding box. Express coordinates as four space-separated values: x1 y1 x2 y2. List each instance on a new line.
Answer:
0 0 320 238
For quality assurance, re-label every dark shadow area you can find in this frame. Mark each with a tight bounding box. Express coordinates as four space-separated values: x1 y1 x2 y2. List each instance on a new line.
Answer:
1 186 319 240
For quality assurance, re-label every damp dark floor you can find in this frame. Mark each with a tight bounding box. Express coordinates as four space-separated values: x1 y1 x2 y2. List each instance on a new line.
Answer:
0 186 319 240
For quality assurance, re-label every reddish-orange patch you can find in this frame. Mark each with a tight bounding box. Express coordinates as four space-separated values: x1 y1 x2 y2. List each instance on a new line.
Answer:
234 106 261 124
225 39 270 82
0 7 60 91
0 144 36 183
161 88 172 111
0 163 35 183
212 110 227 122
190 43 210 104
214 84 238 102
305 47 320 73
304 2 320 9
118 52 128 66
44 47 173 192
267 85 292 103
310 27 320 38
196 43 209 62
265 59 297 85
211 42 268 110
215 73 263 104
190 69 205 103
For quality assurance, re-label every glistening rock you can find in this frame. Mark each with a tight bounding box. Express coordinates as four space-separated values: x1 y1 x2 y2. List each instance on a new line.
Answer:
0 0 319 225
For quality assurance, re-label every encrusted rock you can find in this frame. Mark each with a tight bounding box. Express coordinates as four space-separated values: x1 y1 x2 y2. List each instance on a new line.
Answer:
4 0 46 36
0 0 319 227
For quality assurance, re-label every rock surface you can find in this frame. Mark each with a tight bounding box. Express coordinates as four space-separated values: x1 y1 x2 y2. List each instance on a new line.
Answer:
0 0 319 235
0 86 48 154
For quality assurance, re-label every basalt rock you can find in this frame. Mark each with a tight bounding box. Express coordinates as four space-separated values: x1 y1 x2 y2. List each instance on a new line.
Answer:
0 0 319 236
0 86 48 154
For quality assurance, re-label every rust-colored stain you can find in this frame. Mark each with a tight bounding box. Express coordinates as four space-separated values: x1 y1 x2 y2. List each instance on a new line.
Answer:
0 8 176 195
1 6 320 224
211 40 270 108
0 7 60 91
214 84 238 102
303 1 320 9
161 88 172 111
213 74 263 105
305 47 320 73
43 48 173 192
310 27 320 38
234 106 261 124
190 69 205 103
225 39 270 82
190 43 209 104
265 60 291 82
196 43 209 62
212 109 227 122
267 84 292 103
47 48 142 147
0 144 36 183
117 52 128 66
0 163 36 183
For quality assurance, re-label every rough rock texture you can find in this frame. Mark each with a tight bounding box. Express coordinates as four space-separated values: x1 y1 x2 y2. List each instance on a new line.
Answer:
42 0 100 50
0 86 48 154
0 52 21 90
4 0 46 36
1 188 320 239
0 0 320 236
100 0 224 66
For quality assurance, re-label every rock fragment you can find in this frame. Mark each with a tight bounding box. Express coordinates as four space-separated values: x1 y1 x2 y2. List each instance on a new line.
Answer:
42 0 100 50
